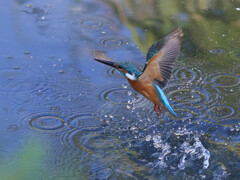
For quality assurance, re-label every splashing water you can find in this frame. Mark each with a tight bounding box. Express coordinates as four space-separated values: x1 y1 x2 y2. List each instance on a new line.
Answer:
144 129 210 172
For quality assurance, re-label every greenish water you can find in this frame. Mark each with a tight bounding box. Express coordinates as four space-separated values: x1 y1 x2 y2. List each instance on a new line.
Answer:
0 0 239 179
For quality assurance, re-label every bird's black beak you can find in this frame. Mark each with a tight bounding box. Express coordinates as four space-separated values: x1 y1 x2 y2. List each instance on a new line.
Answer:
94 59 122 70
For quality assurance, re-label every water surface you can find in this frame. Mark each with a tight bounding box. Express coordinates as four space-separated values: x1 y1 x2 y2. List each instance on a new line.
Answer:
0 0 240 179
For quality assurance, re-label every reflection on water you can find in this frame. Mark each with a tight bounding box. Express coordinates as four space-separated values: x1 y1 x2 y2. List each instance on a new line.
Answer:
0 0 240 179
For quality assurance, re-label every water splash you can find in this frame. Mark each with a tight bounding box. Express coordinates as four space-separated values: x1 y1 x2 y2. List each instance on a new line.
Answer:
178 137 210 170
136 129 210 174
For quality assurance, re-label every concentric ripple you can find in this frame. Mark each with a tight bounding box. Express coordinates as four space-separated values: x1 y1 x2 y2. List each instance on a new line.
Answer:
68 113 103 131
61 130 122 161
165 84 219 106
0 67 49 95
22 112 67 133
164 108 198 122
73 16 111 30
12 85 72 107
206 73 240 87
81 18 104 28
206 105 236 120
97 35 130 48
99 87 145 105
39 31 82 44
173 66 202 83
167 88 208 105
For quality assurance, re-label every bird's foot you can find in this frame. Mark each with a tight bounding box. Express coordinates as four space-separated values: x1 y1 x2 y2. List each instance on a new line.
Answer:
154 104 162 115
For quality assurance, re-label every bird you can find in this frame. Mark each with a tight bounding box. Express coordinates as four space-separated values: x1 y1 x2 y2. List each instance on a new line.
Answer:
93 28 183 116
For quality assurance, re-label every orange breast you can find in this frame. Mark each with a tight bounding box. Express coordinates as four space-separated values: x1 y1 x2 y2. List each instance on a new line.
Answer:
127 79 162 106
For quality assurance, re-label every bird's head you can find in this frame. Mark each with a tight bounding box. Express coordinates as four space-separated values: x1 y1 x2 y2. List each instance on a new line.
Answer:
94 59 141 81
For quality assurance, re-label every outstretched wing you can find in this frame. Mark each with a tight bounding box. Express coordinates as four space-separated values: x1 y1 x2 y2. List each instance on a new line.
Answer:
140 28 183 88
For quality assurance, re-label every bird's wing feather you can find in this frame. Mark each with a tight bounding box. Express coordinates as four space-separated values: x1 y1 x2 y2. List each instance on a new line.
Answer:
140 28 183 88
153 83 177 116
92 50 112 61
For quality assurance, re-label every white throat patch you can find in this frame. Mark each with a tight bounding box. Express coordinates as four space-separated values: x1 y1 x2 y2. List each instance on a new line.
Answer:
126 73 137 80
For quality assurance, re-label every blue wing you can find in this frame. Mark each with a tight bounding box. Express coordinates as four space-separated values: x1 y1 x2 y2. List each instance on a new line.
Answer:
141 28 183 88
153 83 177 116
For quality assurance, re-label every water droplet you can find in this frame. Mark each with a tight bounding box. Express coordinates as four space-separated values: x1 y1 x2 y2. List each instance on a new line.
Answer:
126 105 131 109
24 51 30 54
127 91 132 96
109 114 114 119
145 135 151 141
25 4 32 8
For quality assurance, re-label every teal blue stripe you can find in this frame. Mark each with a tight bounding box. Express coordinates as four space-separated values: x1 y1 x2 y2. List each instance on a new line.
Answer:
153 83 177 116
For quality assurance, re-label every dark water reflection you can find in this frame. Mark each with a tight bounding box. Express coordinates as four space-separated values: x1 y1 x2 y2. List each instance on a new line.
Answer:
0 0 240 179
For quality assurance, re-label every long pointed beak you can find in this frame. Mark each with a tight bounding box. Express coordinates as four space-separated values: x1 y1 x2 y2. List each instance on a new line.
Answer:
94 59 122 69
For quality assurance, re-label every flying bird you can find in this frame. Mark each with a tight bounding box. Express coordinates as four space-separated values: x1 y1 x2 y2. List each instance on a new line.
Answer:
93 28 183 116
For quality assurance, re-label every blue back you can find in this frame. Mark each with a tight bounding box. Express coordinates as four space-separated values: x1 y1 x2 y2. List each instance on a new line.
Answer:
153 83 177 116
119 62 141 78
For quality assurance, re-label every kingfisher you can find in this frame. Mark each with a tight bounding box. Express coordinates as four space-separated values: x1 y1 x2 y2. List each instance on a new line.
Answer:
93 28 183 116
